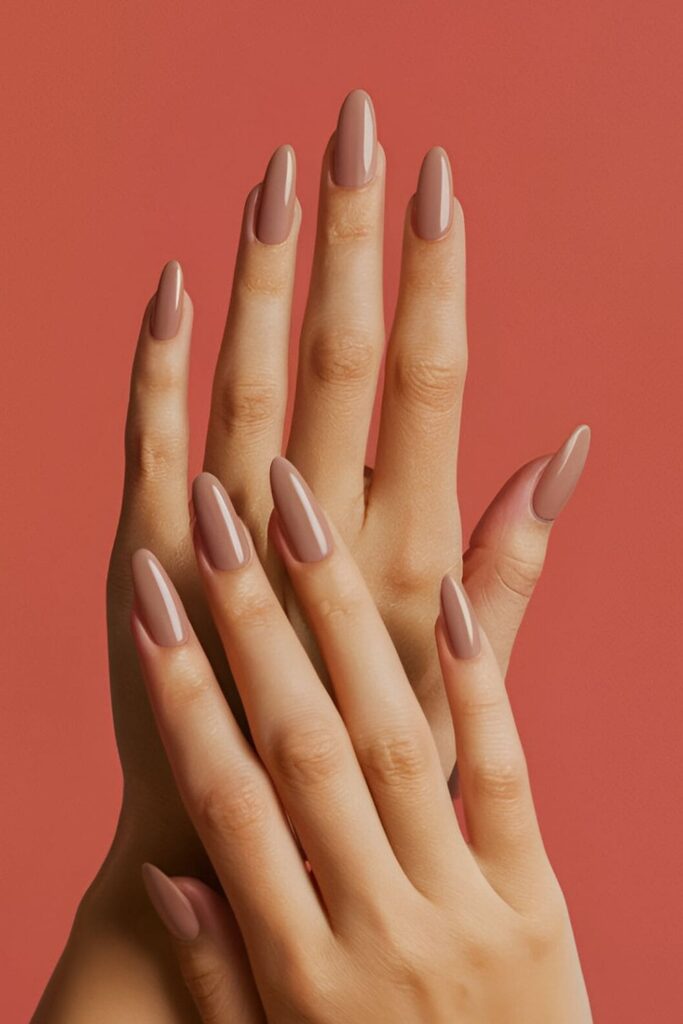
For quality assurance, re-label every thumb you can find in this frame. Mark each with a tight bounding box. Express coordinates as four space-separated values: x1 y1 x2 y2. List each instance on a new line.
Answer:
463 424 591 676
142 863 266 1023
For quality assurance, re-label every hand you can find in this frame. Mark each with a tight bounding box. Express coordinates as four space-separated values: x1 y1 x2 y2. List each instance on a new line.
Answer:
133 459 592 1023
106 90 590 874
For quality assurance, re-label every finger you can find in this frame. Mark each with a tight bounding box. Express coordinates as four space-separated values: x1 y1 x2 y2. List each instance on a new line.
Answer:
117 260 192 552
464 425 591 675
371 148 466 550
142 866 266 1023
190 473 409 922
204 145 300 534
436 574 548 906
268 458 478 900
130 548 326 950
287 90 385 521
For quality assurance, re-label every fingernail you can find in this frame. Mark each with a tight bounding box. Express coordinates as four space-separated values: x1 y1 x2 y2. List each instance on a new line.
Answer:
532 424 591 522
440 575 481 659
269 457 333 562
192 473 251 571
142 863 200 942
413 147 453 241
131 549 189 647
150 260 183 339
254 144 296 244
332 88 377 187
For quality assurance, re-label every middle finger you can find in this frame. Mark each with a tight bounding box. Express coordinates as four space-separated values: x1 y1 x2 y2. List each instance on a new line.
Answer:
287 90 385 524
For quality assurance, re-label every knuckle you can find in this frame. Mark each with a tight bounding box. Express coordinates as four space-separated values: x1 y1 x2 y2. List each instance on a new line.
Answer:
308 325 377 389
360 726 432 789
324 194 376 244
384 548 440 597
470 756 528 804
134 360 186 396
315 580 366 627
392 351 464 414
239 253 291 297
271 718 345 788
180 959 229 1022
212 378 280 435
196 773 269 841
125 425 186 481
229 589 280 631
492 550 543 601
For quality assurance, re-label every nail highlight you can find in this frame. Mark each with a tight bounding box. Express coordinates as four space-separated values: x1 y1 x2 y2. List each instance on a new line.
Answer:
255 144 296 244
532 424 591 522
269 457 333 562
413 147 453 241
150 260 183 340
192 473 251 571
142 863 200 942
440 575 481 659
332 89 377 187
131 549 189 647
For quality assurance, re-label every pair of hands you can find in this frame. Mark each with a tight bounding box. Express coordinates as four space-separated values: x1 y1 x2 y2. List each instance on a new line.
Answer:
35 89 591 1022
106 90 589 879
133 457 591 1023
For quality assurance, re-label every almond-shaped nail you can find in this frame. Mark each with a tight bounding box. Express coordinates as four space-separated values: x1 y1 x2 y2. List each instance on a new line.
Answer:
254 144 296 244
413 147 453 241
532 424 591 522
150 260 183 339
192 473 251 571
440 575 481 659
142 863 200 942
332 89 377 187
269 457 333 563
131 549 189 647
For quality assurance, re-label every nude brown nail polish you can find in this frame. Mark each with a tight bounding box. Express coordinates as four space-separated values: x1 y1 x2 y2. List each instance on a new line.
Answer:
269 457 333 562
332 89 377 188
255 144 296 244
440 575 481 659
150 260 183 339
413 147 453 241
532 424 591 521
142 863 200 942
131 549 189 647
192 473 250 571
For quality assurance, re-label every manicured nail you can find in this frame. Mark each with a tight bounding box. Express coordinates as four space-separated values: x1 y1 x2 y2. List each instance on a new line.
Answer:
255 144 296 244
413 147 453 241
332 89 377 187
192 473 250 571
532 424 591 522
269 457 333 562
440 575 481 659
131 549 189 647
150 260 183 339
142 864 200 942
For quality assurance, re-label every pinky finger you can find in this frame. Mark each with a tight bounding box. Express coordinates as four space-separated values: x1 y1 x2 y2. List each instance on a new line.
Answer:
142 865 266 1023
435 576 547 897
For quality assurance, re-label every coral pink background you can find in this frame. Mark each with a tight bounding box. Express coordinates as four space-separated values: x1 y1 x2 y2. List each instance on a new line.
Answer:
1 2 681 1020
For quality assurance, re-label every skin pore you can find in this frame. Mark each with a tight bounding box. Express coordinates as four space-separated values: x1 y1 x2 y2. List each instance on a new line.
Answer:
32 90 590 1023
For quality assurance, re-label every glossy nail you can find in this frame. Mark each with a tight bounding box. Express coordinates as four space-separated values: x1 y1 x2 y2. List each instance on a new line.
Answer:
131 549 189 647
332 89 377 187
255 144 296 244
269 457 333 562
413 147 453 241
532 424 591 521
150 260 183 339
440 575 481 659
142 863 200 942
192 473 250 571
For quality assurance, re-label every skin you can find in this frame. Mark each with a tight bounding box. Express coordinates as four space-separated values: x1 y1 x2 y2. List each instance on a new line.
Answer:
32 94 584 1023
132 470 592 1023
